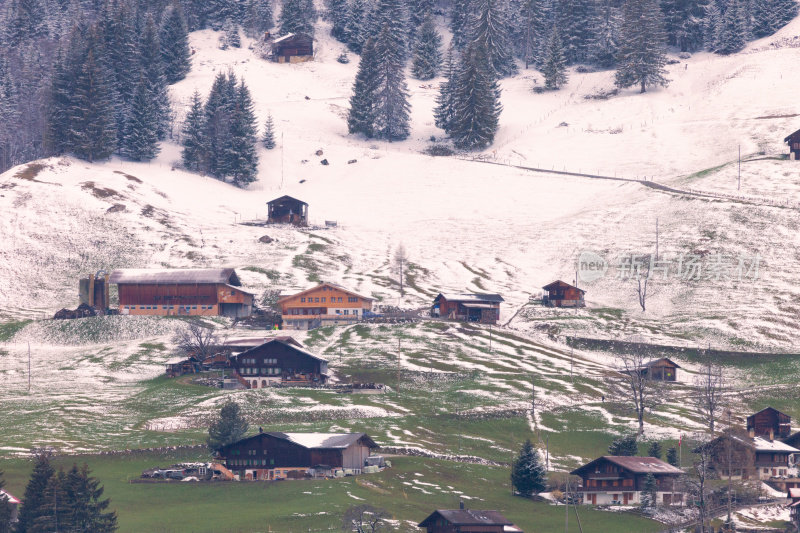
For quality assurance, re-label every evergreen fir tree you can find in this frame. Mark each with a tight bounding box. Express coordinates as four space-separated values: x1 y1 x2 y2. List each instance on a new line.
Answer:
367 0 410 61
203 71 235 178
518 0 549 67
666 446 679 466
328 0 350 41
542 26 567 89
640 473 657 508
224 19 242 47
247 0 274 35
207 401 249 451
648 440 663 459
704 0 723 51
31 468 68 533
557 0 597 64
433 44 457 132
409 0 434 32
372 24 411 140
263 112 276 148
279 0 314 35
715 0 747 54
70 46 118 162
6 0 48 46
590 0 619 67
160 2 192 84
470 0 518 78
347 37 380 137
61 464 117 533
450 0 471 50
510 439 547 497
345 0 369 52
182 89 207 171
614 0 669 93
121 76 161 161
224 80 259 185
16 452 55 533
450 41 502 149
411 15 443 80
140 15 171 140
0 471 14 533
99 0 140 142
608 434 639 455
661 0 707 52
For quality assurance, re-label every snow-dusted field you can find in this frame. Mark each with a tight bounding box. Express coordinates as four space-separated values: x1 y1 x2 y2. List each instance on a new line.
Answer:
1 16 799 456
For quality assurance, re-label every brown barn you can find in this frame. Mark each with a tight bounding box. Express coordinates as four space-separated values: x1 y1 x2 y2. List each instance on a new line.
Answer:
217 431 378 480
785 129 800 159
270 33 313 63
267 195 308 225
747 407 791 440
230 337 328 388
571 456 684 506
542 280 585 308
431 293 503 324
109 268 254 318
702 432 799 480
637 358 680 381
417 508 522 533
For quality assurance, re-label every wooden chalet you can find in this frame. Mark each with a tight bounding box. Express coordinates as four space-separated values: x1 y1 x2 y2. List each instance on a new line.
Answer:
542 280 585 308
789 488 800 528
270 33 313 63
230 337 328 389
109 268 254 318
278 282 374 330
0 490 20 524
701 432 799 481
571 456 684 506
431 293 503 324
267 195 308 225
637 358 680 381
417 507 523 533
785 129 800 159
217 431 378 480
747 407 791 440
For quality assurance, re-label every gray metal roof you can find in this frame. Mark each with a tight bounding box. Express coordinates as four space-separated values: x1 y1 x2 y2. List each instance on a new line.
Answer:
109 268 241 286
436 293 504 303
235 338 328 364
572 456 683 476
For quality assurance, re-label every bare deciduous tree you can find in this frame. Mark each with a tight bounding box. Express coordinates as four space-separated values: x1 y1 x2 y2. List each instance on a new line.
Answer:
692 362 726 434
341 504 390 533
634 254 651 312
392 243 408 297
685 433 714 533
616 349 665 436
172 321 222 359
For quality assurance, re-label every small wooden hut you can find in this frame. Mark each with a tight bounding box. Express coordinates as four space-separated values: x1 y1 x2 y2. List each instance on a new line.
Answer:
542 280 585 307
267 195 308 225
785 129 800 159
270 33 314 63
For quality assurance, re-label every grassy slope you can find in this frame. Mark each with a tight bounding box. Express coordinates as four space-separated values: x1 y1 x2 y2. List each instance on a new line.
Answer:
0 451 661 533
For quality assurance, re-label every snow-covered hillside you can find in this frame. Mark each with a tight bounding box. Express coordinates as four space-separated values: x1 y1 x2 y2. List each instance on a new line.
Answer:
2 19 800 351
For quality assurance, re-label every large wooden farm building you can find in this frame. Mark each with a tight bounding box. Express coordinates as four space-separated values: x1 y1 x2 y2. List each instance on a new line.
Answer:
279 282 374 330
267 195 308 225
217 431 378 480
747 407 791 440
571 456 684 506
230 337 328 388
431 293 503 324
109 268 254 317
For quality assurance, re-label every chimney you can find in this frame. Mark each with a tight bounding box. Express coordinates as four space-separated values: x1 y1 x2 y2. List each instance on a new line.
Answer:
459 500 464 510
769 429 774 442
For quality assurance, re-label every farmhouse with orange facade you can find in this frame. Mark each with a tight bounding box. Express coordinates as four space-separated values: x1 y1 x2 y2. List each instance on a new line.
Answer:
278 282 374 330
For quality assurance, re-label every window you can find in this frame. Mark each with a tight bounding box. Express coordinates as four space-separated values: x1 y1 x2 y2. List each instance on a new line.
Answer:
321 297 326 303
301 297 306 302
348 297 358 302
338 297 343 302
315 297 320 302
231 290 235 295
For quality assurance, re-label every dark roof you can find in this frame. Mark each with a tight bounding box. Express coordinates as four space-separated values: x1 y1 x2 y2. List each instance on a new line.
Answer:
571 456 683 476
747 407 789 420
641 357 681 369
418 510 513 528
542 279 586 293
278 282 374 303
784 129 800 142
234 338 328 364
219 431 378 453
267 195 307 207
109 268 241 286
434 293 504 303
782 431 800 447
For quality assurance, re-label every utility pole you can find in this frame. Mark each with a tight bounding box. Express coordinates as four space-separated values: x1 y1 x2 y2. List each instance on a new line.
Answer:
28 342 31 392
565 477 570 533
655 217 659 261
726 408 733 530
570 345 574 383
489 324 492 352
738 145 741 191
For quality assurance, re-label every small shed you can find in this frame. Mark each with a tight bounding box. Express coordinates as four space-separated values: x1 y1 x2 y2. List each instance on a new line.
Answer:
418 508 522 533
542 280 585 308
267 195 308 225
639 357 680 381
747 407 791 440
270 33 314 63
431 293 503 324
785 129 800 160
